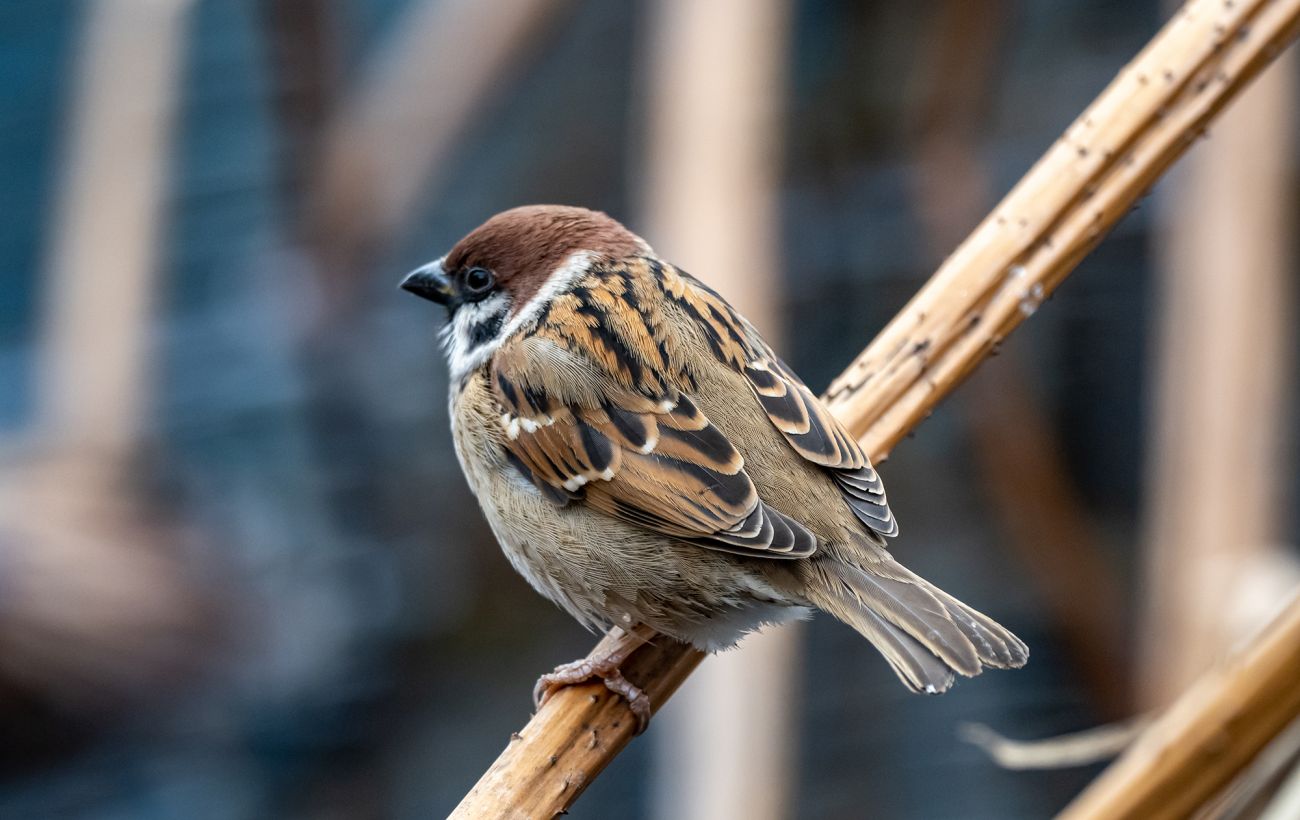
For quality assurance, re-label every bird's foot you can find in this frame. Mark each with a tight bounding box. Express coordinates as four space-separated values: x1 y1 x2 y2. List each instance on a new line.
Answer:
532 625 655 733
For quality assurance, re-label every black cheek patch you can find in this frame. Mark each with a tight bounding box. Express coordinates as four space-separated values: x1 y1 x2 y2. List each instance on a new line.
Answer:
467 311 505 350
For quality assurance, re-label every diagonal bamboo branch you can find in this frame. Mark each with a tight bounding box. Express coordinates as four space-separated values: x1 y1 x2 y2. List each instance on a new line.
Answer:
451 0 1300 816
1059 592 1300 820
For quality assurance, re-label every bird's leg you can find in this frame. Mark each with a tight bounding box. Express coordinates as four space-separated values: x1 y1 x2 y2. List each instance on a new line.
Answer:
533 624 656 732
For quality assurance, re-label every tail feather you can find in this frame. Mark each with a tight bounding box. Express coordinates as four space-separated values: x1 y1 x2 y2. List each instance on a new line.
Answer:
805 556 1027 693
926 583 1030 669
855 608 957 693
839 565 983 676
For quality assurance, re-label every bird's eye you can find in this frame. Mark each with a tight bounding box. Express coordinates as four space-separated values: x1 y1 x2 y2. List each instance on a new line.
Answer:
464 267 495 295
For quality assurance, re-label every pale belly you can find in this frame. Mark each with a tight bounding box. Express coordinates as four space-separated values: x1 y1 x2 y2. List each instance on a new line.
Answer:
448 372 810 650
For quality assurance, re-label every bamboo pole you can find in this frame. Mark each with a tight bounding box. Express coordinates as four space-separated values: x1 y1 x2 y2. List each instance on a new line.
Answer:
311 0 570 286
37 0 195 460
1139 47 1296 707
637 3 797 819
451 1 1300 816
1059 592 1300 820
0 0 204 702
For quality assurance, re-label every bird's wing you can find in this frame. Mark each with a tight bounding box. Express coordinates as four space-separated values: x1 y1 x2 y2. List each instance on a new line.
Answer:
490 273 817 558
657 264 898 537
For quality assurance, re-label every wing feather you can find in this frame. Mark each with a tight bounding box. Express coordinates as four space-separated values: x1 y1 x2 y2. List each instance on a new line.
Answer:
657 265 899 538
491 313 815 558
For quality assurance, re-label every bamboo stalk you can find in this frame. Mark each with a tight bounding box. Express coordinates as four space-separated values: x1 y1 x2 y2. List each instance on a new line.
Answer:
1140 45 1296 707
37 0 195 461
0 0 205 703
451 0 1300 816
1059 592 1300 820
638 2 797 819
828 0 1300 460
452 630 704 818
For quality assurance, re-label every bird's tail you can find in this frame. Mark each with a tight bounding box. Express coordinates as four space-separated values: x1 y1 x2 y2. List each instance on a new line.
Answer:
802 555 1028 693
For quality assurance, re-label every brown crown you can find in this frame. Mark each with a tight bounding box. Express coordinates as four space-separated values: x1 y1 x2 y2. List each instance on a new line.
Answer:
443 205 647 310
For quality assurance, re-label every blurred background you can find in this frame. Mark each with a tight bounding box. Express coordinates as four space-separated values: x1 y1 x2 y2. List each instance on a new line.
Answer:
1 1 1297 817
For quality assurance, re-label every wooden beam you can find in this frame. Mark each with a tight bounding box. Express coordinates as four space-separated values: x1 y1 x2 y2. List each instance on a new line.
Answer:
0 0 204 704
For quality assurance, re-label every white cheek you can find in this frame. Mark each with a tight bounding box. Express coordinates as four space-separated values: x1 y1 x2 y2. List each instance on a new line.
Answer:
440 250 598 381
443 293 509 380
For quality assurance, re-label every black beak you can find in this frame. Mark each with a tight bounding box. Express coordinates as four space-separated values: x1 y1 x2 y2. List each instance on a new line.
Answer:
400 263 455 305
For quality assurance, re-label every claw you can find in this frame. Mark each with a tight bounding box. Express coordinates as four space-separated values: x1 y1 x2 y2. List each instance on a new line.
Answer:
533 658 597 708
601 669 651 733
530 625 656 733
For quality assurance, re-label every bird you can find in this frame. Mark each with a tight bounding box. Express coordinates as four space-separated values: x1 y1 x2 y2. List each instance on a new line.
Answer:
402 205 1027 730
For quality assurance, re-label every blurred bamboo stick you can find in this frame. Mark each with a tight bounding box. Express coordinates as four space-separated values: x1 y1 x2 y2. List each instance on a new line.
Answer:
37 0 195 460
1260 753 1300 820
959 718 1149 771
0 0 205 705
965 369 1131 714
451 0 1300 816
312 0 570 288
637 2 796 819
1140 48 1296 707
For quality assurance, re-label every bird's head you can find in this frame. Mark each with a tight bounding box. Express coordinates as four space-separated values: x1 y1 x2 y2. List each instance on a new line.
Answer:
402 205 649 379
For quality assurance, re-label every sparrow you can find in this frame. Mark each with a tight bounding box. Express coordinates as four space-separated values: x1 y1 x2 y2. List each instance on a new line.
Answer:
402 205 1027 729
